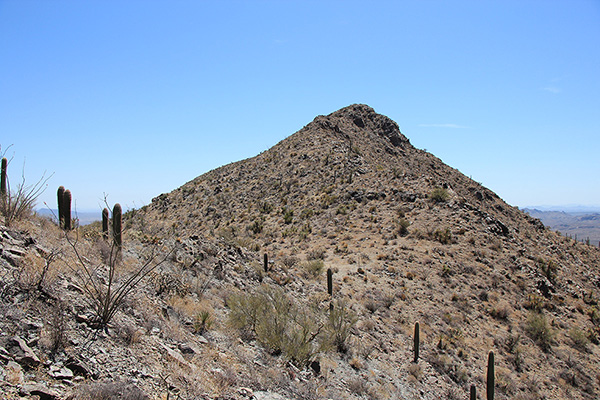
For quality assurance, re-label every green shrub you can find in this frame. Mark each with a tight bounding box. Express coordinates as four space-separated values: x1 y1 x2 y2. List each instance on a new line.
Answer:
429 187 449 203
247 219 264 234
569 327 589 351
537 258 558 284
260 202 274 214
526 311 555 352
300 208 314 219
433 228 453 244
328 299 358 353
397 218 410 236
282 207 294 224
227 284 326 366
193 310 213 335
303 259 325 278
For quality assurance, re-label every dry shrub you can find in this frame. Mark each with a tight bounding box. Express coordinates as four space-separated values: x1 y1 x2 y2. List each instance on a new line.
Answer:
73 380 149 400
569 327 590 352
306 247 326 260
16 249 60 292
408 363 422 380
363 297 380 313
117 323 143 346
303 259 324 278
489 300 512 320
347 378 368 395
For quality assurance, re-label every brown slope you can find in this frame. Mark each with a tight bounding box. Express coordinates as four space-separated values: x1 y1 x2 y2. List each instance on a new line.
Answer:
130 104 600 399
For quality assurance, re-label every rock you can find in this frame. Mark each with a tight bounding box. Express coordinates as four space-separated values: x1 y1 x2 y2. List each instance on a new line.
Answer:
159 343 194 370
253 391 288 400
20 383 60 400
65 356 94 378
238 387 254 398
178 342 201 354
5 360 24 385
10 336 40 367
197 335 209 344
310 360 321 375
50 365 74 380
20 318 43 331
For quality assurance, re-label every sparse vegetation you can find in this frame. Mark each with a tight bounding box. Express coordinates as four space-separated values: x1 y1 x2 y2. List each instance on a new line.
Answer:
526 311 555 352
429 187 449 203
66 231 175 328
193 310 214 335
328 299 357 353
227 284 327 366
303 259 324 278
0 149 51 226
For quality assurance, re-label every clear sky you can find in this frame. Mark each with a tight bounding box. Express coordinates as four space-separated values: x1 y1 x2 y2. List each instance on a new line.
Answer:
1 1 599 213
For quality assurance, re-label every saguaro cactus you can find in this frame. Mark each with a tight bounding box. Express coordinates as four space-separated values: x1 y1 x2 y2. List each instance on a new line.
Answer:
62 189 72 230
57 186 65 228
327 268 333 296
487 351 495 400
112 203 122 249
413 321 420 362
263 253 268 273
470 384 476 400
1 157 7 199
102 208 109 240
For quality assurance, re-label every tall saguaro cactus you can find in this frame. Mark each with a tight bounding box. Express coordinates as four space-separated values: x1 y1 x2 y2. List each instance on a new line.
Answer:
102 208 109 240
62 189 72 230
487 350 495 400
470 384 476 400
112 203 122 249
263 253 268 273
327 268 333 296
57 186 65 228
413 322 420 362
1 157 7 199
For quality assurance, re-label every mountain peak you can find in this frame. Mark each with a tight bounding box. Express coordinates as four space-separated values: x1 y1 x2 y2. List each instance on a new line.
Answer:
309 104 410 148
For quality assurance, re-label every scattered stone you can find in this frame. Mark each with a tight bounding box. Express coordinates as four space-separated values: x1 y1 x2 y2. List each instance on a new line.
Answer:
5 360 24 385
238 387 254 398
10 336 40 367
50 365 74 380
197 335 209 344
159 343 193 370
65 356 93 378
20 383 60 400
253 391 288 400
178 342 201 354
20 318 43 331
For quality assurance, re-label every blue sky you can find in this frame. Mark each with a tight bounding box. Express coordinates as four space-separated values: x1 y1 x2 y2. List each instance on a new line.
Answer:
1 1 599 212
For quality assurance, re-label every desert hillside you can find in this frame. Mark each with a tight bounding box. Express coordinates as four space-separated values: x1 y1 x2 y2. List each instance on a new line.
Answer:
1 104 600 399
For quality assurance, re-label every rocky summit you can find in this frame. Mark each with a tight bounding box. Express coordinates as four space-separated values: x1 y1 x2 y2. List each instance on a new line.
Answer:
1 104 600 399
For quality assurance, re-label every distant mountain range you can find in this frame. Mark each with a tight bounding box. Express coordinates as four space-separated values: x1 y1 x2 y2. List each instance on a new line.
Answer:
36 208 100 226
524 205 600 213
523 208 600 246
